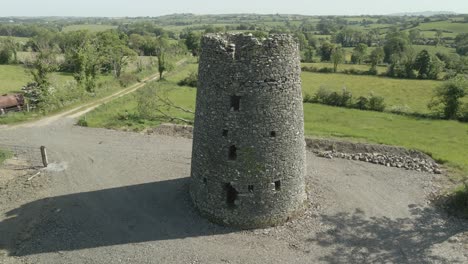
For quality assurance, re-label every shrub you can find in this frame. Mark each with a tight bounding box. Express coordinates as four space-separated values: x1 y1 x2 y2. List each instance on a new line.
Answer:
77 117 88 127
428 77 468 119
303 93 312 103
317 67 335 73
368 94 386 111
354 96 369 110
177 72 198 87
119 73 139 87
136 83 159 120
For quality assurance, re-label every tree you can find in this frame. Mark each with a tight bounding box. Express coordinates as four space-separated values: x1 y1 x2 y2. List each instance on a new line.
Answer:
154 37 173 80
294 32 308 51
454 33 468 56
409 29 421 44
185 31 201 56
26 47 58 106
414 50 445 79
72 40 101 93
435 30 444 46
0 37 18 64
428 77 468 119
369 47 385 69
319 42 335 61
383 31 409 63
302 46 314 62
351 43 368 64
316 19 337 34
331 47 345 73
96 31 137 78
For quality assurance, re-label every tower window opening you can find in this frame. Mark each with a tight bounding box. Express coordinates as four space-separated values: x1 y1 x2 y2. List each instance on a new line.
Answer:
248 185 254 192
224 183 238 207
275 180 281 191
203 178 207 184
228 145 237 160
230 96 241 111
270 131 276 137
223 129 228 137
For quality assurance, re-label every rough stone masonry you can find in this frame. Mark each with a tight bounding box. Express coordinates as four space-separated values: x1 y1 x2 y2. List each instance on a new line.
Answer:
190 33 307 228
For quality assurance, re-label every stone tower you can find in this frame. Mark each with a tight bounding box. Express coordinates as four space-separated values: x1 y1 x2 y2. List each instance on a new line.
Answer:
190 33 306 229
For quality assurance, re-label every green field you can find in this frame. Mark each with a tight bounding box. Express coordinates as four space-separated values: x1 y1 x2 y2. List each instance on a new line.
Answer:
0 65 73 94
416 21 468 34
301 71 445 114
83 61 198 130
62 24 117 32
303 104 468 174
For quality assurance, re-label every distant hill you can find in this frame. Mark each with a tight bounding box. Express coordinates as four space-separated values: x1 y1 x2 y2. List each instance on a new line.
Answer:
388 11 457 17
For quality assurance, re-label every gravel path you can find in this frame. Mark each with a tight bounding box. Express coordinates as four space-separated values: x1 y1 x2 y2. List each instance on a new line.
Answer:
0 116 467 263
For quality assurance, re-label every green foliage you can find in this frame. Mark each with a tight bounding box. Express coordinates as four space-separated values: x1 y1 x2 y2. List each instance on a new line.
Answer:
455 33 468 56
177 71 198 87
304 87 385 112
428 77 468 120
383 31 409 63
0 48 12 64
351 43 368 64
330 47 345 73
414 49 445 79
185 31 201 56
136 83 159 120
25 48 59 106
319 42 335 62
369 47 385 70
96 30 137 78
118 73 139 87
0 148 12 164
444 183 468 218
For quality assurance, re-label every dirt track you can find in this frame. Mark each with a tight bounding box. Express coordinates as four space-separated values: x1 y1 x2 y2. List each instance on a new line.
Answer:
0 114 467 263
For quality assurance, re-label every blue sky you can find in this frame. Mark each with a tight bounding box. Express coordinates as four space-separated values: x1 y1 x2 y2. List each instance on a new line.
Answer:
1 0 467 17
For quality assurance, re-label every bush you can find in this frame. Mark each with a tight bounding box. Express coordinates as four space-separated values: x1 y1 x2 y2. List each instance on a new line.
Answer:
305 87 386 112
136 83 159 120
317 67 335 73
428 77 468 120
177 72 198 87
77 117 88 127
368 94 386 111
354 96 369 110
119 73 139 87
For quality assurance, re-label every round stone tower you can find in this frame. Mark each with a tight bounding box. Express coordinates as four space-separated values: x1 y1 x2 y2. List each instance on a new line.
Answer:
190 33 306 229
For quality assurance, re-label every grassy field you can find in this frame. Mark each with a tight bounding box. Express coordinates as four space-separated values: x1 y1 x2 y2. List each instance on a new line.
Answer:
416 21 468 34
303 104 468 174
82 61 198 130
301 71 445 114
0 65 73 94
62 24 117 32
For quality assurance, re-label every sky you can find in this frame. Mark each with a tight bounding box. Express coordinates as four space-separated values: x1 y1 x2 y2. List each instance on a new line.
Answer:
1 0 467 17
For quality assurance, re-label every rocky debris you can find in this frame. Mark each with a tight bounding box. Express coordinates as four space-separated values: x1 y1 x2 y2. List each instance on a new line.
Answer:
313 150 442 174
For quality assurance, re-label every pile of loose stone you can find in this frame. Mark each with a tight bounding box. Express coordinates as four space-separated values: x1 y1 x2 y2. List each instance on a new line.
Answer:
313 150 442 174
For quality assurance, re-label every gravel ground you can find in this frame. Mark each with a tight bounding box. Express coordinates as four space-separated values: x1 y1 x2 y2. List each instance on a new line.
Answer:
0 117 467 264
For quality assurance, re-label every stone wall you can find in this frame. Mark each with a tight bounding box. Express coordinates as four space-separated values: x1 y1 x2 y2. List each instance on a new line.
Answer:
189 33 307 228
